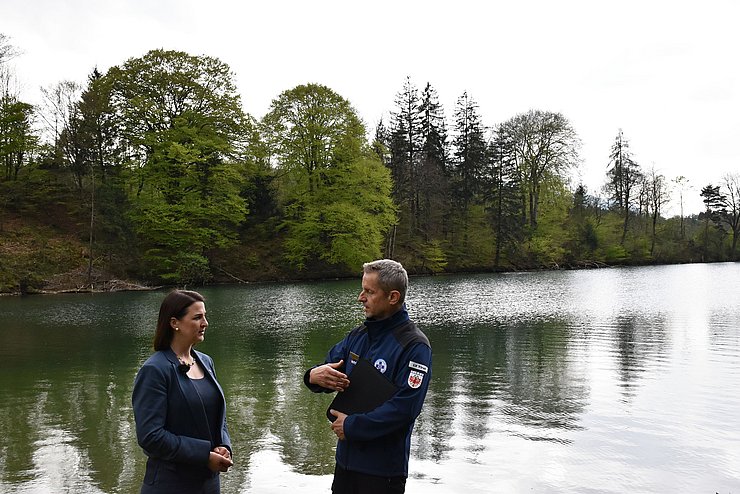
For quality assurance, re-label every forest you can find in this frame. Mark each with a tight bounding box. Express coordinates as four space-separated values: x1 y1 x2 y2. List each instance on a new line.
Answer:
1 36 739 293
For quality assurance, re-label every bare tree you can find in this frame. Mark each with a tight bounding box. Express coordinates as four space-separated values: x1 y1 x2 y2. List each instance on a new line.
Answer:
0 34 20 66
672 175 690 238
0 34 22 100
720 173 740 259
647 167 669 255
39 82 82 151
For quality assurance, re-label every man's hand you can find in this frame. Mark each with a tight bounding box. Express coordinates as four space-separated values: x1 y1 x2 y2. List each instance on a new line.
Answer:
208 449 233 472
329 409 347 440
309 360 350 392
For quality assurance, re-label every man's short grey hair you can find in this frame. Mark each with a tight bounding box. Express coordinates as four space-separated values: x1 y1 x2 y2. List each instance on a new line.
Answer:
363 259 408 304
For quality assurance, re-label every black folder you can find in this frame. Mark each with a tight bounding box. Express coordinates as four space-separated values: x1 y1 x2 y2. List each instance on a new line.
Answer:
326 358 398 422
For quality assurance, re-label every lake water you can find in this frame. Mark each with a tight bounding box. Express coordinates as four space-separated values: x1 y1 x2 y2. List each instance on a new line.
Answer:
1 263 739 493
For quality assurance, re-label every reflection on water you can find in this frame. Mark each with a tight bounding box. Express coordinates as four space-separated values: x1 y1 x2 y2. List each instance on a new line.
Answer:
1 263 740 493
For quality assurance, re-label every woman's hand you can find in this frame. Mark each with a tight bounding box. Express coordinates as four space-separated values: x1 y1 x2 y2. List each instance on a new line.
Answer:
213 446 231 460
208 448 233 472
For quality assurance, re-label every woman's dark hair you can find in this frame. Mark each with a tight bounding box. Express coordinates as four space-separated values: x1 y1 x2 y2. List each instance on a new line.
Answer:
153 290 205 351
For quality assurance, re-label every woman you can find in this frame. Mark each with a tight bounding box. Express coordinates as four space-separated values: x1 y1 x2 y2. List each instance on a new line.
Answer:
132 290 233 494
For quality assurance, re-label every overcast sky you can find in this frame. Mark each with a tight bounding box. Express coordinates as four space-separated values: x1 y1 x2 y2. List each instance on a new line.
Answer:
3 0 738 215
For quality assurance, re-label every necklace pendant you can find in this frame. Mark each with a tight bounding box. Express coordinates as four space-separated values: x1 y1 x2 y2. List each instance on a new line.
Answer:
178 357 195 367
177 356 195 374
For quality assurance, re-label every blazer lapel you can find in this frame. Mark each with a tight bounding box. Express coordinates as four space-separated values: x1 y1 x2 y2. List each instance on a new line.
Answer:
165 348 212 442
195 352 228 435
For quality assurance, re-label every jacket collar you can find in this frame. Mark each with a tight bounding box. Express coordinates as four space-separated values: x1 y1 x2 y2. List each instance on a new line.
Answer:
163 347 181 366
364 305 409 340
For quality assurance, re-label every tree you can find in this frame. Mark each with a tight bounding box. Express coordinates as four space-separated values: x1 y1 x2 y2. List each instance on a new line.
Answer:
0 34 20 101
281 154 396 270
486 127 523 267
563 183 600 262
388 77 423 240
0 35 34 182
75 69 130 280
501 110 580 229
106 49 249 282
0 34 20 66
699 176 740 260
77 69 120 183
40 81 82 179
262 83 396 270
699 184 726 261
672 175 690 239
262 83 365 196
416 83 449 241
646 167 669 256
372 118 391 168
0 96 35 181
451 92 487 213
719 173 740 259
605 129 642 244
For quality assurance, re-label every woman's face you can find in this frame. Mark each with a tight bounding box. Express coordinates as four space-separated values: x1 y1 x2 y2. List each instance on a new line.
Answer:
171 301 208 346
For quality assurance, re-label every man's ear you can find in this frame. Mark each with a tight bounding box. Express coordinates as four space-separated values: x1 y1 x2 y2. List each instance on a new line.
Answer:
388 290 401 305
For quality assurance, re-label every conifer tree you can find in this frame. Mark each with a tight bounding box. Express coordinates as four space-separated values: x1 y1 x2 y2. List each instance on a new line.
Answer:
451 92 487 212
486 128 523 267
417 82 448 240
700 184 727 261
606 129 642 244
388 77 422 237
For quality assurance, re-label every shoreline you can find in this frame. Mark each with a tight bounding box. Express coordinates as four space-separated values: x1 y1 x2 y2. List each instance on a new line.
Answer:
6 259 706 297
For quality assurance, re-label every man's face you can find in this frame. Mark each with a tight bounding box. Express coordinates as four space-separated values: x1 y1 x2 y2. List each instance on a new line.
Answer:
358 271 397 320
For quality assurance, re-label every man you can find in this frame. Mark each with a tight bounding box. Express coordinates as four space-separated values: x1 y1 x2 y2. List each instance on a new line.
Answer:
304 259 432 494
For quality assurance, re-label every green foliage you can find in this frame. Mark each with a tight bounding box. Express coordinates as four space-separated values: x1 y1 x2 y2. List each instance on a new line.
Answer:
264 84 395 271
145 251 212 285
444 204 496 270
105 49 249 282
3 51 736 289
420 241 448 273
604 244 629 263
520 180 570 266
499 110 579 228
281 155 396 270
262 83 365 197
0 95 36 181
108 49 245 148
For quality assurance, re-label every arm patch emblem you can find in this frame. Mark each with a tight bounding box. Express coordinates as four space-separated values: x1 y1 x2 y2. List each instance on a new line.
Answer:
408 370 424 389
408 361 428 373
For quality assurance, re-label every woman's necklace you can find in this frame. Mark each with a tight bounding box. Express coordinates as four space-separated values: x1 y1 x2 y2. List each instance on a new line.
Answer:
177 355 196 373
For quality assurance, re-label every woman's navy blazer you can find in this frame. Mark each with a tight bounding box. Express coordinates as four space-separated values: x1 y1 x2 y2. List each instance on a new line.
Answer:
132 348 231 481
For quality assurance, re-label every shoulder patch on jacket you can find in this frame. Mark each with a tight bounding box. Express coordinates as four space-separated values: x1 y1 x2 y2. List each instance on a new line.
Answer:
409 361 428 373
408 369 425 388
